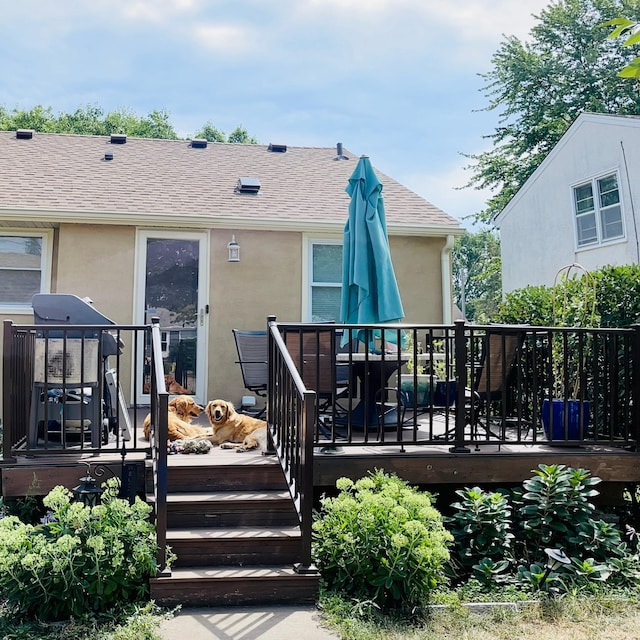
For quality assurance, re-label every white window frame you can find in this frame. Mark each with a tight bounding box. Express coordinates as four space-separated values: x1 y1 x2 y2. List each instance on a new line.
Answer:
0 229 53 314
302 236 343 322
572 171 625 249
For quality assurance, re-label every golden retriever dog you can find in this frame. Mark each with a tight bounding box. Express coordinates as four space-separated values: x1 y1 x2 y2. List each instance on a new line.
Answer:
165 374 194 395
143 395 208 441
204 399 267 452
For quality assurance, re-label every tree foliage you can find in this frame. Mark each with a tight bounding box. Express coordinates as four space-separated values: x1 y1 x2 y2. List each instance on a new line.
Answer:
452 229 502 322
466 0 640 225
0 104 258 143
495 263 640 327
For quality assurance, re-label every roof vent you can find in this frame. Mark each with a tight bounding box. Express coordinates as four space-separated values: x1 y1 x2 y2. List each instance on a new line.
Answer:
110 133 127 144
16 129 34 140
235 177 261 194
104 151 114 161
268 143 287 153
191 138 208 149
334 142 349 160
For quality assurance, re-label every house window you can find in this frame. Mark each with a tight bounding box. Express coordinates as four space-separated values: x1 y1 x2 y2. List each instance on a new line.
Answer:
310 241 343 322
0 233 50 308
573 173 624 247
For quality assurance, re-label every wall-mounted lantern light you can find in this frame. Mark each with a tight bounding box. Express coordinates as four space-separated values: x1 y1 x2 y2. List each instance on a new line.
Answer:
227 235 240 262
72 462 103 507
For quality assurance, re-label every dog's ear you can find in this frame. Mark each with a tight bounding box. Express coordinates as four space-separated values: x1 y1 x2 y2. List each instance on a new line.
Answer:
205 401 215 421
226 401 236 415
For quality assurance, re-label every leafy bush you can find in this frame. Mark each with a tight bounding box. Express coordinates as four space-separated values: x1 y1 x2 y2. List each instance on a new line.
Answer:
0 478 165 621
496 263 640 328
446 465 640 593
446 487 513 582
312 469 452 612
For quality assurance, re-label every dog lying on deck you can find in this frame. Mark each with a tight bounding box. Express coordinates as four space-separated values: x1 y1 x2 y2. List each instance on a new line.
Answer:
164 374 194 395
143 395 208 441
204 399 267 452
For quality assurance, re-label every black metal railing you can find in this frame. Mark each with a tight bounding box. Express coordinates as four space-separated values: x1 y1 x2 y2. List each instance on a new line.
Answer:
2 320 152 456
267 317 316 572
270 320 639 453
148 318 170 574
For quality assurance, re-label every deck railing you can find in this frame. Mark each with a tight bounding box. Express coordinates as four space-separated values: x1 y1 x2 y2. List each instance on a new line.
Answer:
270 320 639 453
148 318 170 574
267 317 316 572
2 320 152 457
268 319 639 574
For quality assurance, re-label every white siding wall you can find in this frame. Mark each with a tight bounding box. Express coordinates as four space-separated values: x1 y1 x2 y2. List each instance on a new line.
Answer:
498 115 640 293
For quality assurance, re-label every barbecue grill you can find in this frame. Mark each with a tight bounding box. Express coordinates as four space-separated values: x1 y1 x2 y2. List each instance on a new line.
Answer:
29 294 130 448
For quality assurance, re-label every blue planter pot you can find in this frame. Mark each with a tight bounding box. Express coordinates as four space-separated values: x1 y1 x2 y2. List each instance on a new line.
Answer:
433 380 456 407
541 399 589 441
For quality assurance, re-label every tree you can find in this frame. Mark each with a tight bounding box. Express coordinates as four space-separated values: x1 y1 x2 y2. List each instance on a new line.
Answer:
465 0 640 225
194 121 226 142
452 229 502 322
227 126 258 144
193 123 258 144
602 16 640 76
0 104 257 143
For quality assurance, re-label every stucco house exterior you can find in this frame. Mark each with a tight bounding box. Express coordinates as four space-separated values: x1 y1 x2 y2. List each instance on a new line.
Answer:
0 130 461 409
495 113 640 294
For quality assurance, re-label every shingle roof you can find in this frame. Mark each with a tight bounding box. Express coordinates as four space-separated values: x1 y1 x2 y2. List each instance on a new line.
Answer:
0 131 459 232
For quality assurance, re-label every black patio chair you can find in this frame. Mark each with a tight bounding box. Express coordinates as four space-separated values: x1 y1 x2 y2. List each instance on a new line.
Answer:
466 328 526 442
284 326 353 442
232 329 268 418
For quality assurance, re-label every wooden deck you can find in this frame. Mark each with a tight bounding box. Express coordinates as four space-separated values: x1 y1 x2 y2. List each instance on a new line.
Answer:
3 410 638 505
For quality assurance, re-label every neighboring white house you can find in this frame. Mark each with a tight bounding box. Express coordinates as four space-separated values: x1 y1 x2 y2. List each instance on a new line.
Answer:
495 113 640 293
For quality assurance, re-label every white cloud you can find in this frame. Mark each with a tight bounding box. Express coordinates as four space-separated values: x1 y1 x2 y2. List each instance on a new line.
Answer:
191 23 257 54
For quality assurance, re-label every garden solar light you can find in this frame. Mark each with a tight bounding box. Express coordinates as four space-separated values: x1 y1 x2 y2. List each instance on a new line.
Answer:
541 547 571 588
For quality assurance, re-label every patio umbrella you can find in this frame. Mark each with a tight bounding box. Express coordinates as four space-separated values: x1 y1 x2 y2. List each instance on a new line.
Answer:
340 155 404 350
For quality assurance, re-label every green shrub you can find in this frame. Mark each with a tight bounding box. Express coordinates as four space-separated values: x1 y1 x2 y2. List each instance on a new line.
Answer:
446 465 640 593
446 487 513 582
312 469 452 613
496 263 640 328
0 478 166 621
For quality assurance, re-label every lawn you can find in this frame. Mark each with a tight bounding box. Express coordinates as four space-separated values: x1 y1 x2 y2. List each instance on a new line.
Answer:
319 593 640 640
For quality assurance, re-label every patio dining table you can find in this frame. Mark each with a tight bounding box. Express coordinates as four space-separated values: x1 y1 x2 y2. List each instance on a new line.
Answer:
335 351 411 431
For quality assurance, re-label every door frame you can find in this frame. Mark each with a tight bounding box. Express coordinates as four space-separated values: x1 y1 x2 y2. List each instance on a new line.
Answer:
133 229 210 405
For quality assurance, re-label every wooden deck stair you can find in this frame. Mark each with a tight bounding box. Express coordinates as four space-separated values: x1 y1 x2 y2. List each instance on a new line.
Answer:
147 453 319 607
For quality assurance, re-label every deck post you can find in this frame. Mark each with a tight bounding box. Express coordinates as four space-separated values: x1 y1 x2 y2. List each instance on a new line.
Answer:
631 324 640 446
2 320 15 461
450 319 470 453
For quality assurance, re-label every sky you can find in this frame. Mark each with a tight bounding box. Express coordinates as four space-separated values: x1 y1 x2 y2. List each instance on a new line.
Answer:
0 0 553 227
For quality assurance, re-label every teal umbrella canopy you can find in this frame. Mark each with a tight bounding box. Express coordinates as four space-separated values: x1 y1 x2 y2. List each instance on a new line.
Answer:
340 155 404 348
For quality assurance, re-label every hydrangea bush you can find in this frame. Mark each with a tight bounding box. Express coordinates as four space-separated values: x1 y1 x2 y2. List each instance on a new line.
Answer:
0 478 165 621
312 469 452 612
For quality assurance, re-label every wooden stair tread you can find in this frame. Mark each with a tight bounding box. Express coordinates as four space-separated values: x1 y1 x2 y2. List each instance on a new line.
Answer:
159 490 291 503
166 526 301 539
154 565 314 580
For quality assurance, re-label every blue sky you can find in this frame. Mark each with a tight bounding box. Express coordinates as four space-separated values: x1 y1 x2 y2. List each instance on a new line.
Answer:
0 0 551 226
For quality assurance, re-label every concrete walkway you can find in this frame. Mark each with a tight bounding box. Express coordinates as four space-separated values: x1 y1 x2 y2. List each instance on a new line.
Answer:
158 605 340 640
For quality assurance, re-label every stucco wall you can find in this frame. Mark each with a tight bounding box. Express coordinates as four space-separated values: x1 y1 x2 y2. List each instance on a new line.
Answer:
55 224 136 323
208 229 302 404
391 235 445 324
1 223 451 417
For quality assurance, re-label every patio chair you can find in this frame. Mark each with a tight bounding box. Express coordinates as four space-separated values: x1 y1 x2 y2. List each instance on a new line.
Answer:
284 327 351 428
232 329 268 418
466 328 525 441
